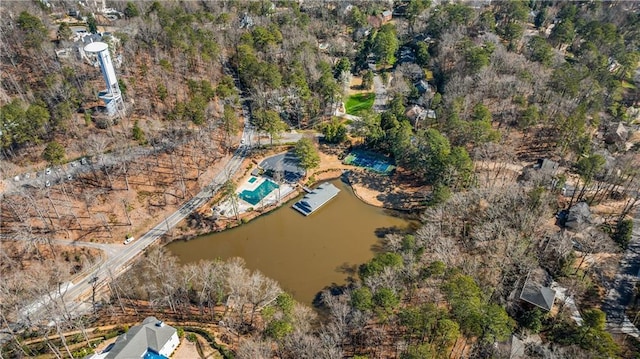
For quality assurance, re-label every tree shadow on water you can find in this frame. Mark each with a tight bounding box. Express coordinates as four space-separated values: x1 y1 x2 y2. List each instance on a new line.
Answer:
336 262 358 277
312 282 349 309
374 225 404 238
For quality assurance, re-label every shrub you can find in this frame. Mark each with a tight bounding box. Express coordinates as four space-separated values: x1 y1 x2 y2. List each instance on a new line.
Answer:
518 308 546 333
186 332 197 342
72 347 94 358
612 218 633 249
42 141 66 165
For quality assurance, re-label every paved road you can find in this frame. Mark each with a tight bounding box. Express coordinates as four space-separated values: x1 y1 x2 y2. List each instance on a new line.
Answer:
0 62 254 341
17 110 254 328
18 141 251 324
602 211 640 338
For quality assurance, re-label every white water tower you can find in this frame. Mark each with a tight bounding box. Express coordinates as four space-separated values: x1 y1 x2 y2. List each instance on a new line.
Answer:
84 41 123 116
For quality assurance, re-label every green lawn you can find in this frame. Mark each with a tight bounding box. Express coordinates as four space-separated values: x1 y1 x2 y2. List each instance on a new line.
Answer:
345 93 375 115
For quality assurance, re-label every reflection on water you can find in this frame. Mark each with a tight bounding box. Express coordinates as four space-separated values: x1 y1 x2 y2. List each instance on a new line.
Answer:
166 179 411 304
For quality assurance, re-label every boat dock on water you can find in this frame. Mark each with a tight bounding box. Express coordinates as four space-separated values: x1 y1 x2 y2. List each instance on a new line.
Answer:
292 182 340 216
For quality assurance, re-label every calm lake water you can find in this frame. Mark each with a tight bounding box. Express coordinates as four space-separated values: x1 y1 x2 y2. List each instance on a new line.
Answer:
166 179 411 304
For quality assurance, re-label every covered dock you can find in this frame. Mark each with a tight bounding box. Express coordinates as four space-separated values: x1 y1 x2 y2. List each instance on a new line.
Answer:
292 182 340 216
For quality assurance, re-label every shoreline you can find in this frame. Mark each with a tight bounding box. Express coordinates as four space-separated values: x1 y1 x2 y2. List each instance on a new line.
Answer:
170 169 406 242
169 147 423 242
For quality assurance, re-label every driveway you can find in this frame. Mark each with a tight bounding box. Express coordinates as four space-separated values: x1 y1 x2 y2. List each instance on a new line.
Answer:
372 74 388 111
252 130 304 146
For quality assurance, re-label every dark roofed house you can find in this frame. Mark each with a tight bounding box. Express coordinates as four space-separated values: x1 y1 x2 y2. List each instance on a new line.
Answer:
393 3 408 17
415 79 431 94
565 202 592 231
535 158 559 174
88 317 179 359
520 271 556 312
353 26 372 41
605 122 628 148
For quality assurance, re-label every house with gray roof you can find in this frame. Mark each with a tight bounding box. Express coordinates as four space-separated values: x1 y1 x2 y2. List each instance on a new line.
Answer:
534 158 559 174
519 272 556 312
88 317 179 359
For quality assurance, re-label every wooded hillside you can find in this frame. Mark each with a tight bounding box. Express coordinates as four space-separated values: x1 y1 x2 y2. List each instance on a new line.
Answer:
2 0 640 358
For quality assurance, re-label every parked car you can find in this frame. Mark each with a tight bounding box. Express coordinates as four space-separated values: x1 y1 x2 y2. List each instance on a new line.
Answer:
123 236 135 245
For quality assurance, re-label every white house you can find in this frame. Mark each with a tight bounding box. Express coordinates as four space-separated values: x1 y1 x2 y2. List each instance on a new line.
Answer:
88 317 179 359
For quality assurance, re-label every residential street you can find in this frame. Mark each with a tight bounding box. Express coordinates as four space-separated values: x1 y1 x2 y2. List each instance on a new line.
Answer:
602 212 640 338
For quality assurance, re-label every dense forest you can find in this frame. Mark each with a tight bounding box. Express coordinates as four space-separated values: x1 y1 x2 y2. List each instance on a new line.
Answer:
2 0 640 358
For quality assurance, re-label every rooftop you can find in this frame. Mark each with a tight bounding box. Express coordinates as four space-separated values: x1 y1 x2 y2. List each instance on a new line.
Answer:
259 151 305 183
520 273 556 312
104 317 176 359
535 158 559 173
293 182 340 216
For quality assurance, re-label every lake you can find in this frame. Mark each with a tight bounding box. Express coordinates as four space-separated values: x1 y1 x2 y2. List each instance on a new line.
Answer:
166 179 412 304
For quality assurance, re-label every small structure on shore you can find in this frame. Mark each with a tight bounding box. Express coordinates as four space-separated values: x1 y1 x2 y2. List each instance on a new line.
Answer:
292 182 340 216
